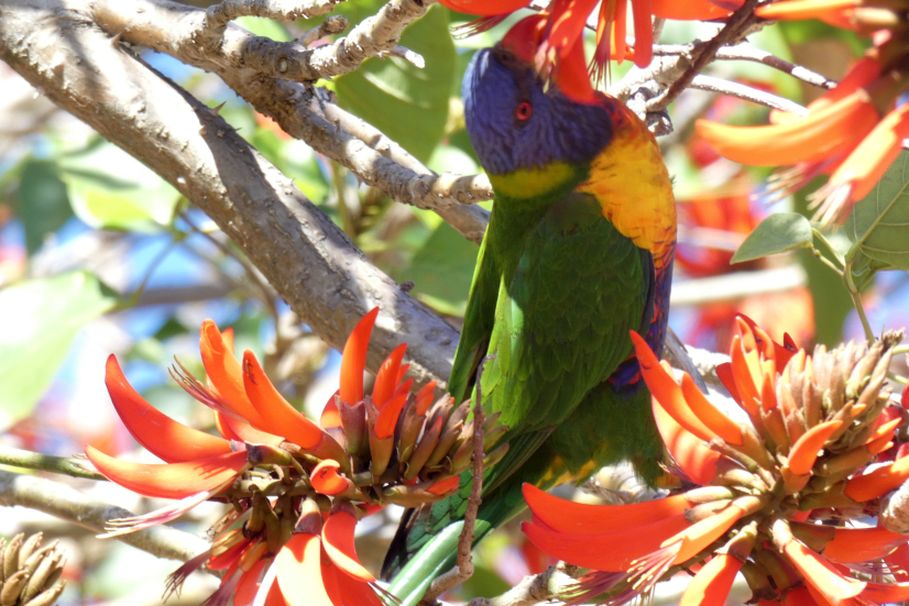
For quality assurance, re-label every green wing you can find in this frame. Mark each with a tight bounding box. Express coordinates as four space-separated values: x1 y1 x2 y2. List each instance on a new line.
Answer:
448 226 498 403
480 190 650 490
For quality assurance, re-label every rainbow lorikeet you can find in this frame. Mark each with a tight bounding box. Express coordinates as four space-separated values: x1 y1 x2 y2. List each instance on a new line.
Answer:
382 27 676 605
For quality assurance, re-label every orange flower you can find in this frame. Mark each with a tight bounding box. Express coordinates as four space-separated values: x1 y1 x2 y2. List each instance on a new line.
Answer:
698 6 909 223
523 319 908 604
440 0 740 101
88 309 484 605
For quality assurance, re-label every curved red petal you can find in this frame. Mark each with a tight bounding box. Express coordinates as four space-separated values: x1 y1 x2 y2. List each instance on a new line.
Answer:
679 553 742 606
200 320 263 425
275 534 334 606
845 455 909 502
105 355 231 463
320 558 382 606
321 511 374 582
340 308 379 405
653 396 721 485
311 459 353 496
437 0 529 16
242 350 331 450
630 0 653 67
372 343 407 408
787 420 843 476
86 446 245 499
234 557 270 606
824 526 904 563
631 331 717 443
652 0 734 19
375 391 409 439
522 483 693 534
783 539 866 602
522 513 691 571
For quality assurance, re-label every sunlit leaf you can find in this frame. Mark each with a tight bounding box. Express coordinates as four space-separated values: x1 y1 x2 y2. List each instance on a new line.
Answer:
0 272 117 429
59 140 178 231
235 16 291 41
732 212 813 263
401 221 478 316
14 159 72 254
335 3 455 162
845 150 909 281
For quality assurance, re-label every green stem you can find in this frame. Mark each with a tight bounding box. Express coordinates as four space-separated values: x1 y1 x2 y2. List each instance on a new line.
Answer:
810 228 845 273
843 264 873 342
0 446 106 480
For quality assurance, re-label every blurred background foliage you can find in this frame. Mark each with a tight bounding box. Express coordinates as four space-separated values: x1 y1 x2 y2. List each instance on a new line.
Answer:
0 2 908 603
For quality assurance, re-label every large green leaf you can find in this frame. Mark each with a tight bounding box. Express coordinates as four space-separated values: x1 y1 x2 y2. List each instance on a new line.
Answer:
334 3 455 162
0 272 117 429
58 139 179 231
732 212 813 263
14 159 73 254
844 150 909 280
402 221 478 316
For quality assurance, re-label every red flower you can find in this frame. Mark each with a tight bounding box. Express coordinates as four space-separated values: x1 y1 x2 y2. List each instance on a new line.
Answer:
523 319 909 604
698 5 909 223
440 0 740 101
87 309 481 605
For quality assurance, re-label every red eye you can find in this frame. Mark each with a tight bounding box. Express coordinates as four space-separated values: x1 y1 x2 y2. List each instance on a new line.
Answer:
515 101 533 122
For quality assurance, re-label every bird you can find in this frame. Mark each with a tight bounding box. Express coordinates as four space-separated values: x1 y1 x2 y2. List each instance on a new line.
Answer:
382 22 677 606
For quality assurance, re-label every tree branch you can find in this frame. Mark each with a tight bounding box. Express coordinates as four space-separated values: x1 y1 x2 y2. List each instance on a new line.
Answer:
689 74 807 114
0 0 459 385
0 470 210 563
88 0 491 242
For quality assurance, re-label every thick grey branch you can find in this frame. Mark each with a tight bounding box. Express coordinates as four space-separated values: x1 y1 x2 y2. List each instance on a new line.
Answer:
0 470 209 563
88 0 491 241
0 0 459 383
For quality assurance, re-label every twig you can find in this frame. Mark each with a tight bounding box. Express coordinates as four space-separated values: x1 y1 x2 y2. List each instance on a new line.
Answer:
180 210 281 328
689 74 807 114
1 0 460 385
200 0 341 44
647 0 761 111
652 42 837 91
88 0 491 242
301 0 432 80
298 14 349 46
422 356 490 603
0 446 105 481
0 469 210 563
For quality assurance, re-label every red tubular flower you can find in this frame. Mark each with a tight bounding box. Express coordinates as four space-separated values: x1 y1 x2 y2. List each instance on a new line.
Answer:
698 6 909 223
439 0 741 101
88 308 488 606
522 319 908 604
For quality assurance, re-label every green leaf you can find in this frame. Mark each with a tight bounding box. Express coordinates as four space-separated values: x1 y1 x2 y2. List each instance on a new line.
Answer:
235 16 291 41
0 272 117 429
732 212 813 263
14 159 73 254
334 3 455 162
59 139 179 231
844 150 909 276
401 221 478 316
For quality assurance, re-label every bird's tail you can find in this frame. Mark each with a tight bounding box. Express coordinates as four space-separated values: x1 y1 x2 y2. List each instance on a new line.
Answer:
382 473 519 606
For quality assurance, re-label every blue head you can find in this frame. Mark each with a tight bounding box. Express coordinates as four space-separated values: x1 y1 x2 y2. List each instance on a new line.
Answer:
462 45 615 177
